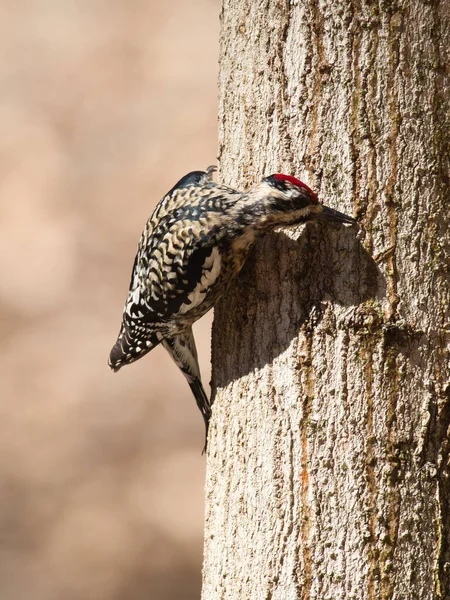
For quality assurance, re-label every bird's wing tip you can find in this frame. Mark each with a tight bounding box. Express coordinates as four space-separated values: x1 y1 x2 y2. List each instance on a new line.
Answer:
108 356 122 372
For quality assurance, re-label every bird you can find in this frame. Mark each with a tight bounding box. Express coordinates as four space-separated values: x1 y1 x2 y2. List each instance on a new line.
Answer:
109 166 356 452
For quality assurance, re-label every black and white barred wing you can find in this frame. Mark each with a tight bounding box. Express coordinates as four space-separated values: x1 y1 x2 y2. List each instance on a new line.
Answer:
109 210 223 370
137 217 223 322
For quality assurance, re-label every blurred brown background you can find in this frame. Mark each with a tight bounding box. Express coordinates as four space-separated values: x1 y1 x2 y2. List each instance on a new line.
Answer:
0 1 219 598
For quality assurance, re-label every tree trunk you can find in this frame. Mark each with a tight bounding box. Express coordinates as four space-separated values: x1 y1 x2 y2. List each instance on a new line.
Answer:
202 1 450 599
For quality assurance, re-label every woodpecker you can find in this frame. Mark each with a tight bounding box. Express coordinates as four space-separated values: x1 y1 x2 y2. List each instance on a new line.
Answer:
109 166 356 451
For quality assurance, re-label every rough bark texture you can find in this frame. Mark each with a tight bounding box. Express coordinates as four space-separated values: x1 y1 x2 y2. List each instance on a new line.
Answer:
202 1 450 599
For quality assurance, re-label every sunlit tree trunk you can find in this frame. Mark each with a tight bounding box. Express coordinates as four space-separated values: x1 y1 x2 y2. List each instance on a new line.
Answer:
202 1 450 599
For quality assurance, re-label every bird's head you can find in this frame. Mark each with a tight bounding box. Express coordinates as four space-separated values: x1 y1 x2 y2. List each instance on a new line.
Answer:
262 174 356 225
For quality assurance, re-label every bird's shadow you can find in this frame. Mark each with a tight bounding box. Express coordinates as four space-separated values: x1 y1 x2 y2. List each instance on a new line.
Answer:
211 223 385 389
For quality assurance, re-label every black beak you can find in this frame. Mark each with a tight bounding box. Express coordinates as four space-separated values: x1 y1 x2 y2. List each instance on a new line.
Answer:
313 205 357 226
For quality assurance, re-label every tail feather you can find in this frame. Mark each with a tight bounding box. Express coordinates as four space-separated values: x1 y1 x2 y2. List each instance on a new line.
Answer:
162 329 212 453
108 326 160 371
109 324 212 453
189 377 212 454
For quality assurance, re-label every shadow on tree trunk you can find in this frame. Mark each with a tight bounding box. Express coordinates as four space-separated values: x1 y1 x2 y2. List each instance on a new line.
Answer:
212 223 385 390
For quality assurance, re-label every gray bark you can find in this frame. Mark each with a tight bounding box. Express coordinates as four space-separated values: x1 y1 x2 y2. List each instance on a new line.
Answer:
202 1 450 599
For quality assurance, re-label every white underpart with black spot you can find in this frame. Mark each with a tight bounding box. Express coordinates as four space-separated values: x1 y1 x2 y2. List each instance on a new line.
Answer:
179 246 222 314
